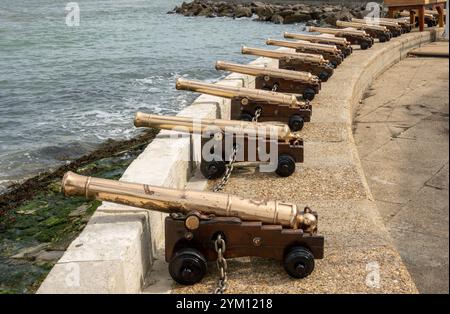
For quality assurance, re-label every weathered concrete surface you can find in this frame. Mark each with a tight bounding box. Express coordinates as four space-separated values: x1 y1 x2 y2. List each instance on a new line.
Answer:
167 31 439 294
354 54 449 293
409 41 449 58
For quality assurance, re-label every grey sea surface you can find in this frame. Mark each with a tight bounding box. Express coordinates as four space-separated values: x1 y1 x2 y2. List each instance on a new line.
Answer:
0 0 305 192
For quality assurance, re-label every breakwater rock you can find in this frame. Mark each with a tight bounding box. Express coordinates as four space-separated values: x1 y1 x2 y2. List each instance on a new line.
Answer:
168 1 368 26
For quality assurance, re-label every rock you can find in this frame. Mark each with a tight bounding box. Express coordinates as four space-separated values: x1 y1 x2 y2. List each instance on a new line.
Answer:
323 7 334 13
310 8 322 20
198 7 214 17
251 1 266 8
323 9 354 25
69 204 89 217
254 5 274 21
283 13 312 24
306 20 320 27
35 250 64 262
278 9 295 18
234 5 252 18
11 243 49 260
270 14 284 24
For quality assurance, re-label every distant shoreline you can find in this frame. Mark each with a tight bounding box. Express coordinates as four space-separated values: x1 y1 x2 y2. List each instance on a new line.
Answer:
168 0 378 26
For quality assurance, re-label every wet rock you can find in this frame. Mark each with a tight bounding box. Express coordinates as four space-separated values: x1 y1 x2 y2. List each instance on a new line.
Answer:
254 5 274 21
270 14 284 24
235 5 252 18
198 7 215 17
324 9 354 25
35 250 64 262
11 243 49 260
283 13 311 24
306 20 320 27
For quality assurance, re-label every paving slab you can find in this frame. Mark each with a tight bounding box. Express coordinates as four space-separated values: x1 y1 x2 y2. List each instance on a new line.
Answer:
354 55 449 293
409 41 450 57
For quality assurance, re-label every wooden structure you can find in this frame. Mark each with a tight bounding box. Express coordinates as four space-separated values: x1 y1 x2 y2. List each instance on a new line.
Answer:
385 0 446 31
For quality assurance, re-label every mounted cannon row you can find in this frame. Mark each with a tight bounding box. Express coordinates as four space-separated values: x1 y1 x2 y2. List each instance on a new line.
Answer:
61 17 419 290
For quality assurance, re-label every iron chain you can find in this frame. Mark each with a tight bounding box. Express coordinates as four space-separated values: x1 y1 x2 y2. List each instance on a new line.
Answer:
213 234 228 294
212 145 238 192
252 108 262 122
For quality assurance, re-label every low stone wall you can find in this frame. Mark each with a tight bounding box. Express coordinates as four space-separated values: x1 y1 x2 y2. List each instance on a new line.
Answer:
38 29 436 294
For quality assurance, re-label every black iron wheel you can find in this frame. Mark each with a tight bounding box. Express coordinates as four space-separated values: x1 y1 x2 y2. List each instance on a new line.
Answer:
283 246 315 279
318 70 330 82
276 154 296 177
303 88 315 101
200 156 226 179
169 248 207 285
288 114 304 132
360 41 370 50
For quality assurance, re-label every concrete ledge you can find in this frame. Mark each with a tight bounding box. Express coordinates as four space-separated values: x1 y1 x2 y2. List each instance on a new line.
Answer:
38 29 436 294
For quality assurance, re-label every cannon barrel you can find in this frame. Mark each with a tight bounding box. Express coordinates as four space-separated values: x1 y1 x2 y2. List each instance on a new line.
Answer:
241 46 327 64
215 60 316 82
380 17 411 25
351 18 400 28
284 32 350 46
336 20 388 32
62 171 317 231
308 26 369 36
176 78 304 107
134 112 302 141
266 38 340 53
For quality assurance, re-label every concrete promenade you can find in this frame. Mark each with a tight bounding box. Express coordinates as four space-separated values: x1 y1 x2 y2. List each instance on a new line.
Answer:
39 29 440 294
354 48 449 293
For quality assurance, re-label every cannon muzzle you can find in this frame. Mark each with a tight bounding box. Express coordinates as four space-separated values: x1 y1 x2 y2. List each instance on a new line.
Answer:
215 60 316 82
62 171 317 231
266 38 339 53
241 46 327 63
176 78 305 107
134 112 302 141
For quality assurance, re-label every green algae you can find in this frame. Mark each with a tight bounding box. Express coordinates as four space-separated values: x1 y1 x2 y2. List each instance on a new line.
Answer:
0 130 157 294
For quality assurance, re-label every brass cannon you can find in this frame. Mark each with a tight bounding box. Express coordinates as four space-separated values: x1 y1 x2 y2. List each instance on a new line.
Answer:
336 20 392 43
62 171 325 285
351 18 403 37
266 38 344 68
241 46 334 82
134 112 304 178
284 32 353 57
176 78 312 131
215 60 321 101
308 26 374 50
379 17 412 33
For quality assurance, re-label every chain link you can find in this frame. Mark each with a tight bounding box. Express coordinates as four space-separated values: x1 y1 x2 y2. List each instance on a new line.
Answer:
252 108 262 123
213 234 228 294
212 145 238 192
